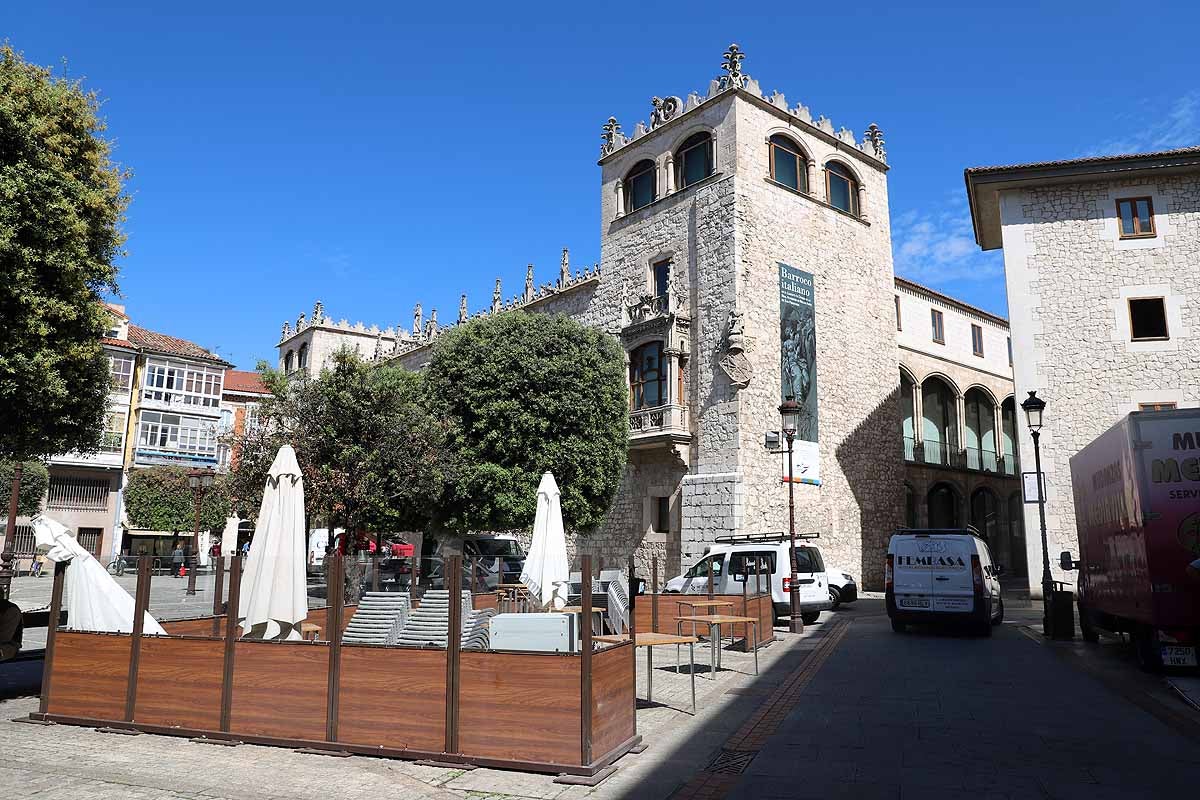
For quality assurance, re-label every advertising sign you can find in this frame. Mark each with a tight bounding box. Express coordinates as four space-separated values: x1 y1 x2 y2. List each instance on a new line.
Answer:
779 263 820 485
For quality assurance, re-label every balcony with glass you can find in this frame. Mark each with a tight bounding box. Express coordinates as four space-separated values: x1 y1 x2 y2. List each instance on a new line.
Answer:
628 340 689 450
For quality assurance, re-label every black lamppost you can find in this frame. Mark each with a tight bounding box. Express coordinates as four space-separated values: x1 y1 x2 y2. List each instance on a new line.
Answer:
1020 390 1053 636
779 395 803 634
186 468 215 597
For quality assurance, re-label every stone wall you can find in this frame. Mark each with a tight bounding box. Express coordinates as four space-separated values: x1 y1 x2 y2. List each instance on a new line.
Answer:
998 173 1200 595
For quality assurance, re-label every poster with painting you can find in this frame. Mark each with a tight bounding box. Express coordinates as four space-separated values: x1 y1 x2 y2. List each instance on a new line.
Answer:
779 263 820 485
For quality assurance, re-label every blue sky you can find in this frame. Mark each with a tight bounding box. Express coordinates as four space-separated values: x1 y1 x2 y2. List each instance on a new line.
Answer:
7 1 1199 369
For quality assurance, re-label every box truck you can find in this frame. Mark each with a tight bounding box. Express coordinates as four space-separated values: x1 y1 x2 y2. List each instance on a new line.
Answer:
1065 409 1200 671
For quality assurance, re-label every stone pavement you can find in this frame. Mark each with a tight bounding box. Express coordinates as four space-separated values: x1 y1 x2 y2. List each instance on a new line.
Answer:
0 606 837 799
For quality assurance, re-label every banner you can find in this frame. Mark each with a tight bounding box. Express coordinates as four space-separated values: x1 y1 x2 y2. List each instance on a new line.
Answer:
779 263 820 485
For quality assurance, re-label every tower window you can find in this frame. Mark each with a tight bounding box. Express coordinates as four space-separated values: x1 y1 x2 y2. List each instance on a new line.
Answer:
652 260 671 302
971 324 984 357
931 309 945 344
768 134 807 192
676 133 714 189
825 161 859 216
1116 197 1154 238
284 350 294 372
629 341 666 410
894 295 902 331
625 159 656 213
297 343 309 370
1128 297 1169 340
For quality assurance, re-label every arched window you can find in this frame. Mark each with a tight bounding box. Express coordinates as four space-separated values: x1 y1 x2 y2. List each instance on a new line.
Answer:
624 159 656 213
629 342 666 410
298 343 309 371
825 161 859 215
768 134 807 192
284 350 294 373
676 133 714 189
927 483 960 528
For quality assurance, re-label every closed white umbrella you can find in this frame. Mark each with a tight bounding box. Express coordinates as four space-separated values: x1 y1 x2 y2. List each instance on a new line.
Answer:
519 472 570 610
238 445 308 640
31 515 166 635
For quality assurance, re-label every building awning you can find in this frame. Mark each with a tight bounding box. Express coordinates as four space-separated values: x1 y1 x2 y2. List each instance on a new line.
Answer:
125 529 184 538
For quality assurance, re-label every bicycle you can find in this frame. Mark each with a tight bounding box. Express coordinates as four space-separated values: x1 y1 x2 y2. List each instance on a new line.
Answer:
106 555 127 576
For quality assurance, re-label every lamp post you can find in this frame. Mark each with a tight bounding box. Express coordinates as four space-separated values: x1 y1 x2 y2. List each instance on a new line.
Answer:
186 468 215 597
1020 390 1053 636
779 395 803 634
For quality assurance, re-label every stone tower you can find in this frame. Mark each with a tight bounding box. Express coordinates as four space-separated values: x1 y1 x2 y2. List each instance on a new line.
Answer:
594 45 903 585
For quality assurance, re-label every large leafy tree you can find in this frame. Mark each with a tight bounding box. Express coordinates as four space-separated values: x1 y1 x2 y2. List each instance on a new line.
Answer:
0 45 128 538
123 467 229 534
226 352 455 539
0 461 49 517
424 312 628 534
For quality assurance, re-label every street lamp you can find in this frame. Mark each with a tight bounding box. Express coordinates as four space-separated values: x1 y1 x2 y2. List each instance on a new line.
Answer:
186 468 215 597
1020 390 1053 636
779 395 803 634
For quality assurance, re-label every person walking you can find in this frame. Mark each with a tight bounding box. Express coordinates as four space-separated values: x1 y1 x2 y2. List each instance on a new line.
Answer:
172 545 184 578
241 540 250 558
29 553 46 578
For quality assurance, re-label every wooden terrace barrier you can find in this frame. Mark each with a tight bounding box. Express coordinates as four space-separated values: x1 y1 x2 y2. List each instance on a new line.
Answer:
28 554 639 776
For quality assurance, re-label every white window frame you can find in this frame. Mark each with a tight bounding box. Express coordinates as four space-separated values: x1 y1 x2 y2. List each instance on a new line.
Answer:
142 358 223 408
102 410 127 453
109 354 134 393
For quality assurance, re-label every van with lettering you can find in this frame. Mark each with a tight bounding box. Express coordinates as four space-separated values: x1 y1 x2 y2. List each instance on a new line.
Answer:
886 530 1004 636
1064 409 1200 672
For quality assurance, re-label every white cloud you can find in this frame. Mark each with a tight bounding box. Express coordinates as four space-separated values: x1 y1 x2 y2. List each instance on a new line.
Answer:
1080 92 1199 157
891 194 1004 287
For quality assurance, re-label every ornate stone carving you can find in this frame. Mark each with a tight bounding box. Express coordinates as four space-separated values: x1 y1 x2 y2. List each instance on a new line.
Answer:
864 123 887 161
719 43 747 90
373 332 383 359
816 115 835 134
718 310 752 389
650 95 682 129
296 312 306 330
312 300 324 325
413 303 423 338
427 309 438 338
281 321 292 340
559 248 570 287
684 92 702 112
524 264 534 302
837 127 856 144
458 294 468 324
768 90 787 111
600 117 623 157
631 121 647 139
492 278 502 314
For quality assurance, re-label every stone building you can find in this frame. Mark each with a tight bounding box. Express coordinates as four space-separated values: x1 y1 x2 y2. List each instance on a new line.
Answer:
277 46 910 588
895 278 1026 586
965 146 1200 596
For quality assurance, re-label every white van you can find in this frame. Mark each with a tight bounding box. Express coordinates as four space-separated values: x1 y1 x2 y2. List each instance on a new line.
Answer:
663 533 832 624
886 529 1004 636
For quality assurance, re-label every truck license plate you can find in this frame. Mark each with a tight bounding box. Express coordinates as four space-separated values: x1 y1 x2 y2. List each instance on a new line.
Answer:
1162 646 1197 667
898 596 930 609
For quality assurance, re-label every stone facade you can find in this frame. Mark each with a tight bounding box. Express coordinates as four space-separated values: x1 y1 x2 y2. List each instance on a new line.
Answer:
967 149 1200 596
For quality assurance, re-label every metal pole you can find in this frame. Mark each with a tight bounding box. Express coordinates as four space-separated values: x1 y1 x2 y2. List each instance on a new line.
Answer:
787 433 802 634
2 461 23 597
187 486 201 596
212 557 225 637
1032 430 1053 636
580 555 593 766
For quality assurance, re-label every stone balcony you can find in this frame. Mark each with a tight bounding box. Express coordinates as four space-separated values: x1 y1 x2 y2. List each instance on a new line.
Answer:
629 403 691 450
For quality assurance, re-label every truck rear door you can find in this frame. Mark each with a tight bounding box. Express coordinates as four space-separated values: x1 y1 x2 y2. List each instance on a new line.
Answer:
892 537 933 610
927 537 975 614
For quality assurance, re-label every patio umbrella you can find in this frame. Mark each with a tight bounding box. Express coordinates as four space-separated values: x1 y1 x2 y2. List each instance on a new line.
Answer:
519 472 570 610
31 515 166 635
238 444 308 640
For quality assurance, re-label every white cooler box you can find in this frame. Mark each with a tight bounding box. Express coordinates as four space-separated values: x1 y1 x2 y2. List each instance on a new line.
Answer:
488 613 577 653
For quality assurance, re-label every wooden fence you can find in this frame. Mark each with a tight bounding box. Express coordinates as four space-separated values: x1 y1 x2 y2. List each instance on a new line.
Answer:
29 555 638 776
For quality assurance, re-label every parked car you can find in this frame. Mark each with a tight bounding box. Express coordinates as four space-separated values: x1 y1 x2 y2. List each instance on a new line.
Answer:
1065 409 1200 671
826 567 858 610
663 533 832 624
886 529 1003 636
421 533 527 591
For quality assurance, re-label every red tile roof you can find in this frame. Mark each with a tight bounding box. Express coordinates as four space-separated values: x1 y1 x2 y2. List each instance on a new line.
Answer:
101 337 137 350
223 369 269 395
127 324 229 365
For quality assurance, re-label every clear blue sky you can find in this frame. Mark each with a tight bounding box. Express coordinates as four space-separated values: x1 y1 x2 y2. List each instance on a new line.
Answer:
7 1 1199 369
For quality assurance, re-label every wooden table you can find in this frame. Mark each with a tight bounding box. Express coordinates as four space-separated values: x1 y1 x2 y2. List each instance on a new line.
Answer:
674 615 759 678
300 622 322 641
594 632 700 713
675 600 735 637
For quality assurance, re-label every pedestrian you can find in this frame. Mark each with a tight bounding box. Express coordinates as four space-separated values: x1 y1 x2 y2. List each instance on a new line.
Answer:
30 553 46 578
209 539 222 560
241 540 250 557
172 545 184 578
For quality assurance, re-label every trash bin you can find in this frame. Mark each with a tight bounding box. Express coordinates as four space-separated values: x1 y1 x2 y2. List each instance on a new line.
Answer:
1050 586 1075 640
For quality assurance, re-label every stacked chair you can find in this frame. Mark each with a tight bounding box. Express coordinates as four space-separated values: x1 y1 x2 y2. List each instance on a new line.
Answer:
393 590 495 650
342 592 412 645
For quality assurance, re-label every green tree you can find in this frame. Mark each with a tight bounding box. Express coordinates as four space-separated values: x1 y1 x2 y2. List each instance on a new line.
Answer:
123 467 228 534
0 45 129 543
226 352 455 540
424 312 628 534
0 460 49 517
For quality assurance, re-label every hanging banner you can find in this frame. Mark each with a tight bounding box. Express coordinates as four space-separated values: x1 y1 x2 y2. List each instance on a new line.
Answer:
779 263 820 485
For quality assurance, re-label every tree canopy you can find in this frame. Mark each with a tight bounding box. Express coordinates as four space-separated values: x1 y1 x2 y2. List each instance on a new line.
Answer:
226 352 455 536
424 312 628 534
0 45 129 462
0 460 49 517
123 467 229 534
